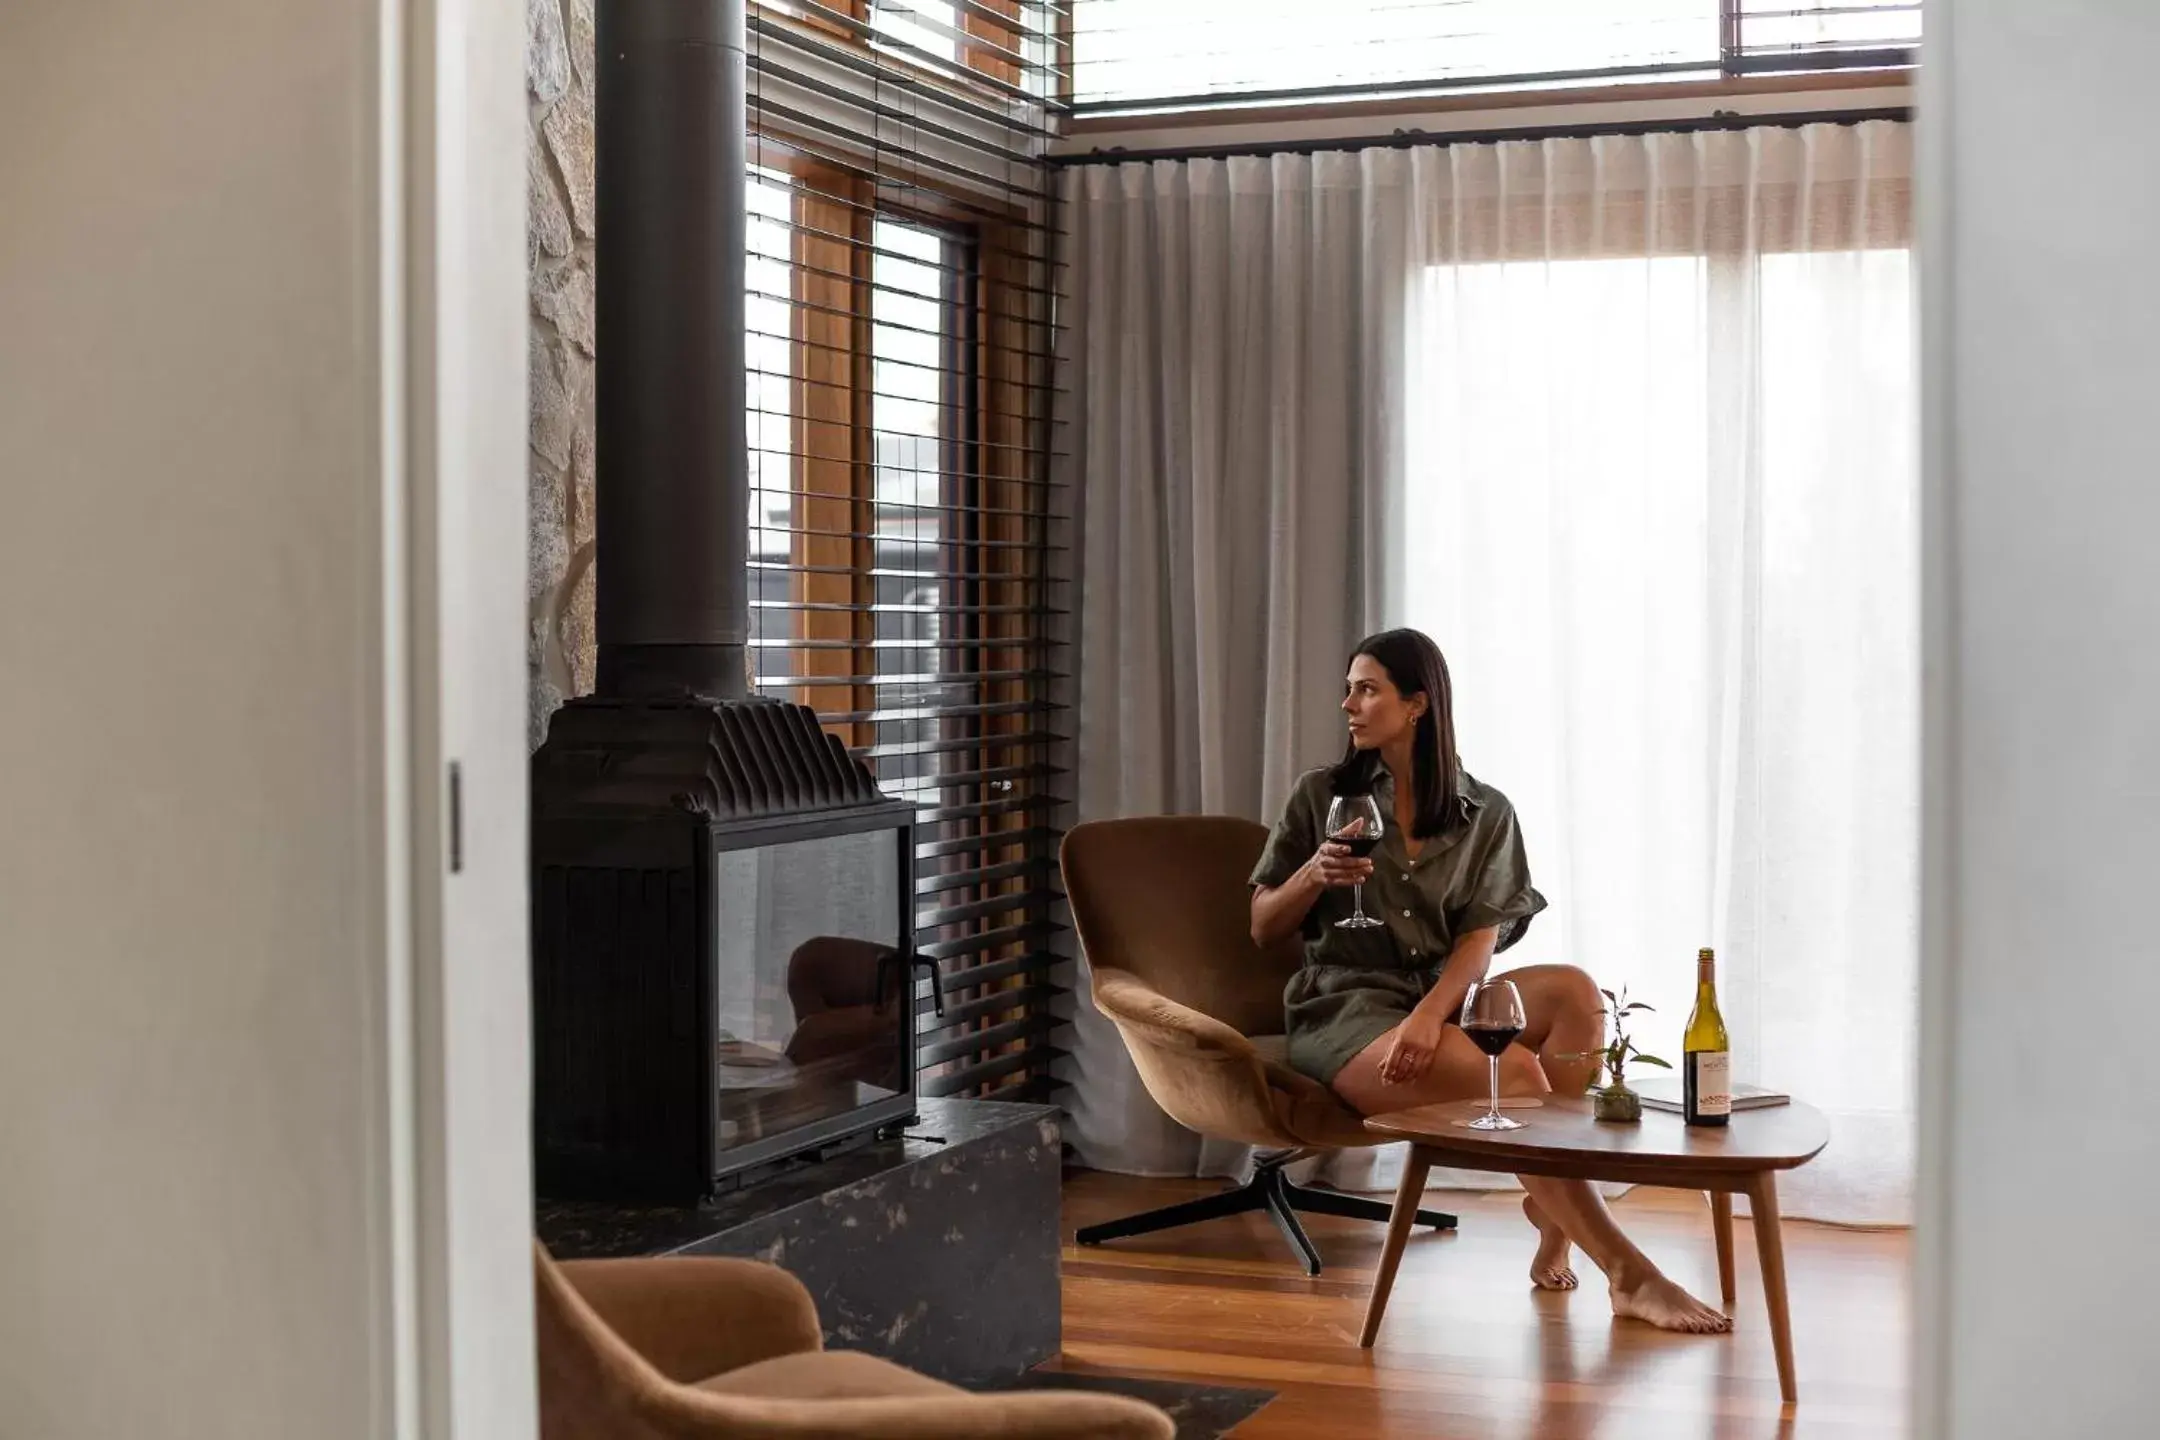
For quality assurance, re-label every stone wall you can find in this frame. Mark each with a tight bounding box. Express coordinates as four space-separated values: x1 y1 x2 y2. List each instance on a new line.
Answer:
527 0 596 746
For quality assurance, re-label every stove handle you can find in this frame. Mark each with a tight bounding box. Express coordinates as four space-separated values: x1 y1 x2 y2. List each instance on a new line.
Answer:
913 953 946 1018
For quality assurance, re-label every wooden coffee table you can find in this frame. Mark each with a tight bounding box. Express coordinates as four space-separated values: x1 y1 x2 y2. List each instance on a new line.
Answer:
1359 1095 1829 1403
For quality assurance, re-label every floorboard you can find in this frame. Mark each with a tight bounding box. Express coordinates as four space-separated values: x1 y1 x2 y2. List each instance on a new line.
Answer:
1057 1173 1909 1439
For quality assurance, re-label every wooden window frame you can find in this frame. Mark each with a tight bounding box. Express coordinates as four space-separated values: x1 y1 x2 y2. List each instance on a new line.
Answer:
747 38 1066 1099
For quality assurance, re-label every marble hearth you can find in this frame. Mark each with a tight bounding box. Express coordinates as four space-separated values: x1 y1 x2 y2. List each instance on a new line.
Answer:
537 1097 1062 1386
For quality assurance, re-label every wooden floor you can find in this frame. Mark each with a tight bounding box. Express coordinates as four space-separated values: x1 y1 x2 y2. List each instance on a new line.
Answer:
1055 1174 1909 1440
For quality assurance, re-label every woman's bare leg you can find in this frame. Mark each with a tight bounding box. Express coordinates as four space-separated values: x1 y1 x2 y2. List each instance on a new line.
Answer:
1516 1177 1731 1332
1336 1018 1584 1287
1334 1024 1730 1333
1331 1018 1544 1118
1494 963 1607 1289
1497 963 1607 1096
1520 1193 1578 1290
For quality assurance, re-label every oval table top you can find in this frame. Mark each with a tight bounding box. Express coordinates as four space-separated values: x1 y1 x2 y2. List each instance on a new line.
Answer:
1365 1094 1829 1176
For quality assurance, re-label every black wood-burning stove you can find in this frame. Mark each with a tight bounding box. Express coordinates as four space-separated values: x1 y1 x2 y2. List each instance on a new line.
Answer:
530 0 925 1203
531 703 923 1202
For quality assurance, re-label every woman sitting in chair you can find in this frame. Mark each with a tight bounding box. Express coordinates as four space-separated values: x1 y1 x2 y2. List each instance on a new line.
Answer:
1249 627 1730 1334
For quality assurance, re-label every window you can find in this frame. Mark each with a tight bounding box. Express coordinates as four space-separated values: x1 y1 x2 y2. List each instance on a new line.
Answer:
746 3 1067 1103
746 196 972 763
761 0 1067 102
869 0 962 63
1730 2 1921 71
866 218 969 812
1070 0 1919 112
869 0 1064 98
747 170 801 689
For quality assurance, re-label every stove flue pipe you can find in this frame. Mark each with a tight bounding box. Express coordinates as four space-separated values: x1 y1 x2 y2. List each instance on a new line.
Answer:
593 0 751 701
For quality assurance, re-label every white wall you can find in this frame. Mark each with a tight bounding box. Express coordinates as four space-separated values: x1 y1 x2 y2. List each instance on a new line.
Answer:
0 4 533 1438
1918 2 2160 1435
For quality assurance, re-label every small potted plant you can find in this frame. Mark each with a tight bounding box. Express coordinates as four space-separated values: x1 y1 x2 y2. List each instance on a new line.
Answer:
1593 987 1669 1123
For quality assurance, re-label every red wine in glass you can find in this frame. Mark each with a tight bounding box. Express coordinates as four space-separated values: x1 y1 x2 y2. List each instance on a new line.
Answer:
1323 794 1386 930
1457 980 1528 1130
1462 1023 1524 1058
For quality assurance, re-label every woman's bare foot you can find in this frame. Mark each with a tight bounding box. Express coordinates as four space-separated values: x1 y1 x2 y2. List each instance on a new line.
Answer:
1522 1193 1578 1290
1608 1264 1733 1334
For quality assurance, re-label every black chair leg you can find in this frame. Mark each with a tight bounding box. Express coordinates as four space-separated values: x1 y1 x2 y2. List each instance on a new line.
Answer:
1282 1178 1457 1232
1074 1174 1270 1247
1259 1171 1324 1277
1076 1157 1458 1276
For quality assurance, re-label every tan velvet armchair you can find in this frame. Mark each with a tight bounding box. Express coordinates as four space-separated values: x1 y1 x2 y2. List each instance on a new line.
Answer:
535 1242 1172 1439
1062 816 1456 1275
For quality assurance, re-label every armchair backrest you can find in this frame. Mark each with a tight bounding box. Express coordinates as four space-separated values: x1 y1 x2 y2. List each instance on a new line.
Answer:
532 1241 1176 1440
533 1242 674 1440
1060 816 1304 1037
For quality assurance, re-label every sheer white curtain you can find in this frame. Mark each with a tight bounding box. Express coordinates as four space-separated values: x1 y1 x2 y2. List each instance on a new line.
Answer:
1062 123 1916 1224
1400 126 1917 1224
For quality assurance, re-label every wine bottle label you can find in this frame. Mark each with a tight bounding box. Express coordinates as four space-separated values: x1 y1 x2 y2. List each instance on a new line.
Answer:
1690 1052 1732 1116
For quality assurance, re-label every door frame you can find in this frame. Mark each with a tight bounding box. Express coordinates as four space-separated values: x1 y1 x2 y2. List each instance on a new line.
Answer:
375 1 536 1435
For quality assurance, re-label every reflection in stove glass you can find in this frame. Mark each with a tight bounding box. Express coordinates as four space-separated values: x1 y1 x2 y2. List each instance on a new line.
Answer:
711 830 906 1154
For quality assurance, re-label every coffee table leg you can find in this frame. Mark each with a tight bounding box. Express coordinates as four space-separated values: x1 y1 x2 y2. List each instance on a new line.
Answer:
1359 1146 1432 1348
1747 1173 1797 1404
1710 1190 1736 1305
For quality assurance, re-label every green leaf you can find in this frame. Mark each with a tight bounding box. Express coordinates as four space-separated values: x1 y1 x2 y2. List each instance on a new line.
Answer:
1633 1054 1673 1069
1621 1002 1654 1014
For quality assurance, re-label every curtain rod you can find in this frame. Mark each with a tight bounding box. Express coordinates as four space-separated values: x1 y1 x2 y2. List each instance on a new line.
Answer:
1048 105 1912 168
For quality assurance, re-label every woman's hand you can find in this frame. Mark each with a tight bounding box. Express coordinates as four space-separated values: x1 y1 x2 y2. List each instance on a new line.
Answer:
1251 814 1376 947
1379 1005 1448 1086
1303 838 1374 890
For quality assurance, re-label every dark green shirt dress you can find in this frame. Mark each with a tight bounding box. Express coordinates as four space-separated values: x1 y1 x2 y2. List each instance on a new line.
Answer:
1249 765 1547 1086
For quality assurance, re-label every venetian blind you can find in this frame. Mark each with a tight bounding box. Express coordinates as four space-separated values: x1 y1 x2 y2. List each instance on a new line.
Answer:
744 1 1072 1101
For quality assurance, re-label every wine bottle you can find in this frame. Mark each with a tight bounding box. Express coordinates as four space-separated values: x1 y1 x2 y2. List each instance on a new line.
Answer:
1682 947 1731 1127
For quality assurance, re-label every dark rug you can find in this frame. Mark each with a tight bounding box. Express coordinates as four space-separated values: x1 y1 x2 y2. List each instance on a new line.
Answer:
995 1371 1276 1440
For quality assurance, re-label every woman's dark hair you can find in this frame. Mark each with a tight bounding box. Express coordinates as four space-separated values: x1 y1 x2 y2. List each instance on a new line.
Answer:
1328 628 1463 840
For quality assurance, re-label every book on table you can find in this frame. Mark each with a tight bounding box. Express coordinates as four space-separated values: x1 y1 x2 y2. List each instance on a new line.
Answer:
1634 1076 1790 1113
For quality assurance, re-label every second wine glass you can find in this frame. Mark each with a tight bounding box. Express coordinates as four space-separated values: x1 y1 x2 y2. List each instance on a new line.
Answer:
1324 793 1386 930
1457 979 1528 1131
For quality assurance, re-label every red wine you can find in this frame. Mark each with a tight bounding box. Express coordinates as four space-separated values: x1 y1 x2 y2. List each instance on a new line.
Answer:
1462 1024 1522 1057
1331 832 1381 859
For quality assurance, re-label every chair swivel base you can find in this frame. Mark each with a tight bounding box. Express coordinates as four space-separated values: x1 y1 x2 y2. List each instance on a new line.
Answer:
1075 1157 1457 1277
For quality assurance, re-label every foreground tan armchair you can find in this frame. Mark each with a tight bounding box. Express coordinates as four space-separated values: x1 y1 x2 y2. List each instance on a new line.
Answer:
536 1242 1171 1439
1062 816 1456 1275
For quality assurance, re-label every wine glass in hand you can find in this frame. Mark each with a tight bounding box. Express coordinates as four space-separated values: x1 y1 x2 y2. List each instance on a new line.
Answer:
1458 979 1527 1131
1324 794 1386 931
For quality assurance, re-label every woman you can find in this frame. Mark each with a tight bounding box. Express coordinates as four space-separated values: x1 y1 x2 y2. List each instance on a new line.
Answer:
1249 628 1730 1334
